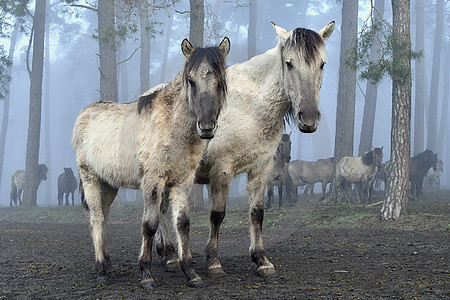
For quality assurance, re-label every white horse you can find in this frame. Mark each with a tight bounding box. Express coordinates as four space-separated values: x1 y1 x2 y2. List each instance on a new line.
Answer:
424 160 443 190
72 38 230 288
156 22 335 276
335 147 384 202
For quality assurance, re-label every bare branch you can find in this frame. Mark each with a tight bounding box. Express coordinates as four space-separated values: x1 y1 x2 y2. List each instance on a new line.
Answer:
67 4 98 12
24 7 34 19
175 10 190 14
26 25 34 77
117 46 141 65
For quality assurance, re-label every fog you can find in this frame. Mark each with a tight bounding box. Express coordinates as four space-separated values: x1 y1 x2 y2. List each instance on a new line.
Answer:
0 0 449 206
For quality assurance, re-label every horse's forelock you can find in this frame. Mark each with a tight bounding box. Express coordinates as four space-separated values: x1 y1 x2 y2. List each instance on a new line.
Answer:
284 28 325 66
182 46 228 101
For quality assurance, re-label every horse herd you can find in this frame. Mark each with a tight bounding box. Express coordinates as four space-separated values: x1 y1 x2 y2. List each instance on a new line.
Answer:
266 134 442 209
7 21 443 290
10 165 78 207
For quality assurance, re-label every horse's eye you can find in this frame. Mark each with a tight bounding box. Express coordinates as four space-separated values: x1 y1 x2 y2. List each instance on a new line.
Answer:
188 77 195 86
285 60 293 70
320 62 325 70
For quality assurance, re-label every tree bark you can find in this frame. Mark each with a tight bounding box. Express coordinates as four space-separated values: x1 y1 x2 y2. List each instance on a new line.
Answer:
140 5 150 93
160 11 173 83
118 41 129 102
98 0 117 101
358 0 385 155
23 0 47 206
426 0 444 152
331 0 358 201
437 39 450 155
381 0 411 220
413 0 425 155
247 0 257 59
189 0 204 47
44 2 51 205
0 22 20 188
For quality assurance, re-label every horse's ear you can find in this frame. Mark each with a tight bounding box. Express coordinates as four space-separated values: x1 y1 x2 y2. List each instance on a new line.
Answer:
289 132 292 138
271 22 290 42
218 37 230 58
181 38 195 59
317 21 335 42
381 146 384 150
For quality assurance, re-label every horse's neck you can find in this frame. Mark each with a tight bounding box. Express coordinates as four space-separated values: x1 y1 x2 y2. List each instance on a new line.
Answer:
229 45 290 133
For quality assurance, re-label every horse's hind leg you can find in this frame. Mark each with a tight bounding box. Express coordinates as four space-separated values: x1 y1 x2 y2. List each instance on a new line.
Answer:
17 189 23 205
277 182 283 208
80 168 117 281
156 204 179 272
266 183 274 209
205 170 232 275
170 184 202 287
247 167 276 276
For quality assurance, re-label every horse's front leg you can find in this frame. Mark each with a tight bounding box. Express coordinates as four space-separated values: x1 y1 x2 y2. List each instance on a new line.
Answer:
139 183 162 289
277 182 283 208
65 192 70 206
266 183 274 209
170 184 203 287
205 170 232 275
18 189 23 205
247 167 276 276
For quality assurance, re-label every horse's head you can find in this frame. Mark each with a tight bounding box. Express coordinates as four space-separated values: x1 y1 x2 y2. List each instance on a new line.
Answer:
280 133 292 162
181 37 230 139
64 167 74 177
39 164 48 181
373 147 384 171
272 21 335 133
438 160 444 172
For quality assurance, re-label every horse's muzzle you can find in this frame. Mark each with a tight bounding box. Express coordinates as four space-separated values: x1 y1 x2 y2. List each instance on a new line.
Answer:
197 121 217 139
297 111 320 133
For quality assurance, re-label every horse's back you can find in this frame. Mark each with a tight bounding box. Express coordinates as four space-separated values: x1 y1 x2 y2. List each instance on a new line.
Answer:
11 170 26 189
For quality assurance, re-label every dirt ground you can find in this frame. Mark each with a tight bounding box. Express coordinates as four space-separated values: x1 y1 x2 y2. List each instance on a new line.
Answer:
0 196 448 299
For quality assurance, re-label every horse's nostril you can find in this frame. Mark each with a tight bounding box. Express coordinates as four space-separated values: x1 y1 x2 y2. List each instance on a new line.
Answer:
197 121 217 131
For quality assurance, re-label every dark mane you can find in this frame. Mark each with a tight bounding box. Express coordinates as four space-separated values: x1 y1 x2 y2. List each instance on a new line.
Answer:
281 133 290 142
362 151 374 166
137 89 160 114
284 28 325 66
182 46 228 102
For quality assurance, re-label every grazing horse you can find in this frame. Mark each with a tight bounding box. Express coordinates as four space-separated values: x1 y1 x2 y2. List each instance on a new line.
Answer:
335 148 383 202
155 22 335 276
409 149 438 197
424 160 444 190
10 164 48 207
287 157 334 200
57 167 78 206
266 133 291 209
72 38 230 288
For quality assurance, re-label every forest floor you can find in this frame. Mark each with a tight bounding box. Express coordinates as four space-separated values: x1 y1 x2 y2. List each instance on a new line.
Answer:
0 191 448 299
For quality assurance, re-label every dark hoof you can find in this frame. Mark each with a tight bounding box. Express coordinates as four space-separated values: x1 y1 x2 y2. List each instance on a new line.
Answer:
257 266 277 277
187 277 204 288
165 259 180 272
207 266 226 276
141 279 156 289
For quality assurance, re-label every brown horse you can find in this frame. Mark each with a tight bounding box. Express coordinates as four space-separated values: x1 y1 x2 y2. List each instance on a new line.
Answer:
409 149 438 197
72 38 229 288
266 133 291 209
57 167 78 206
10 164 48 207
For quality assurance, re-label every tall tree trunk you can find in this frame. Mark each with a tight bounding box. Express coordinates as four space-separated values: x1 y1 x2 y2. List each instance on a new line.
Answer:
189 0 204 47
0 22 20 188
331 0 358 201
44 2 51 205
426 0 444 152
358 0 385 155
118 41 129 101
23 0 47 206
437 39 450 155
189 0 205 211
160 11 173 83
413 0 425 155
381 0 412 220
98 0 117 101
140 6 150 93
247 0 257 59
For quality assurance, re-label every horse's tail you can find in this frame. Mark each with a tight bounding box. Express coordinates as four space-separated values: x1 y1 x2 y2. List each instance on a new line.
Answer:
79 179 89 211
284 164 294 202
10 179 17 206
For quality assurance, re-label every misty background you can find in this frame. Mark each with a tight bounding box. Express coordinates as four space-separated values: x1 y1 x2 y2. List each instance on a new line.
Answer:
0 0 449 206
